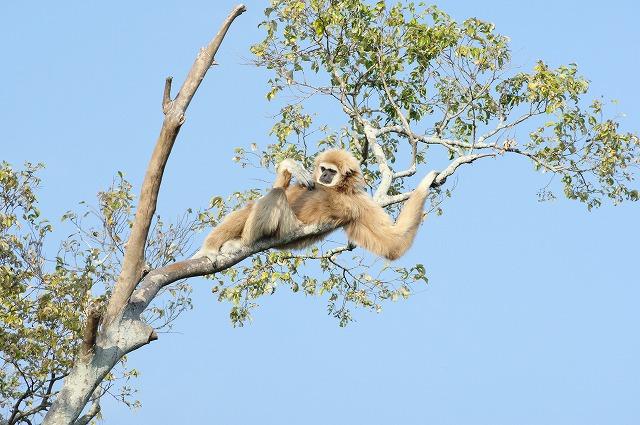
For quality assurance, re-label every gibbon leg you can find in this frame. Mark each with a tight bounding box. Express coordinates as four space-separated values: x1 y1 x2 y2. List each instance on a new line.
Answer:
241 188 301 245
241 158 309 245
194 204 253 259
195 158 311 259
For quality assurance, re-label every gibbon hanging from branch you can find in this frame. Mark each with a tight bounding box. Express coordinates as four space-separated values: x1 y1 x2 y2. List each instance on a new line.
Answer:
194 149 438 261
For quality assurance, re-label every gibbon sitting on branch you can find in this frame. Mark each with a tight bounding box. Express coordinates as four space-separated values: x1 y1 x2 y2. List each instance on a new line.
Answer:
194 149 437 261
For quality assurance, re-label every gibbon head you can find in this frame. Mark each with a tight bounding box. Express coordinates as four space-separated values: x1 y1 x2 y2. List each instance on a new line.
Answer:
314 149 364 193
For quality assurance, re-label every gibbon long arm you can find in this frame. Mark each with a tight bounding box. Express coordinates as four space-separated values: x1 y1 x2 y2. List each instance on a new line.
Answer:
345 172 437 260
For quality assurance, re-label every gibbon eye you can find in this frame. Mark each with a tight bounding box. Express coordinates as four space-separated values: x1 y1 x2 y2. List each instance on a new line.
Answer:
320 166 326 172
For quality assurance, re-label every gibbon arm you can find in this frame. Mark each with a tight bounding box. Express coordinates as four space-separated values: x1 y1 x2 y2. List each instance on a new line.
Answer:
345 172 437 260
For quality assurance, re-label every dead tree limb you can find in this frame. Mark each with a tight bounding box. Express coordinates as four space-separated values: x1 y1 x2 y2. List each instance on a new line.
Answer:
41 6 246 425
104 3 247 325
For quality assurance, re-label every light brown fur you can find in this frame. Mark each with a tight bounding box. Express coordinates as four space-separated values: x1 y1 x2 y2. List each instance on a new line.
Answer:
195 149 432 261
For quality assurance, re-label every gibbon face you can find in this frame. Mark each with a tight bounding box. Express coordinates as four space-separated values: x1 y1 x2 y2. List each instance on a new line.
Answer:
317 162 339 186
313 149 363 191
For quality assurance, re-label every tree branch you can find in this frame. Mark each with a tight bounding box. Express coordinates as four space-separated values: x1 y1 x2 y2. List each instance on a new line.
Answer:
434 153 495 185
475 110 542 146
72 397 100 425
365 125 394 202
377 54 418 179
7 389 32 425
129 221 339 311
280 243 356 261
162 76 173 114
104 4 247 324
378 153 494 207
381 124 563 173
173 4 247 111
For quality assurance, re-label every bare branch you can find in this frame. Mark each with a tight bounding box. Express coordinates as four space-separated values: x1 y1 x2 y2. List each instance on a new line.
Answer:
8 390 33 425
174 4 247 110
379 192 413 208
9 372 62 425
475 110 542 145
10 402 51 425
129 221 338 310
43 8 247 425
434 153 495 186
365 125 394 202
73 396 100 425
162 76 173 114
278 243 355 261
104 4 247 324
379 153 494 207
381 125 563 173
393 163 417 179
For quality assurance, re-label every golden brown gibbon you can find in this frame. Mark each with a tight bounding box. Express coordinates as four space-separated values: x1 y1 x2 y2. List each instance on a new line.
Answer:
194 149 437 261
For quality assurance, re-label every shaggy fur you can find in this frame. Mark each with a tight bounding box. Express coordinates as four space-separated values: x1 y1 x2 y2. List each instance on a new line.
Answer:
196 149 430 260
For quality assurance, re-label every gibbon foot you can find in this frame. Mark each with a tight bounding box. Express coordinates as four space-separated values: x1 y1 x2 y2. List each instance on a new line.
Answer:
220 238 244 254
190 239 243 262
190 248 213 261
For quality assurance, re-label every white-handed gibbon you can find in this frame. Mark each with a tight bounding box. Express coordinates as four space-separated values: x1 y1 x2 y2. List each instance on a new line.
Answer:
194 149 437 261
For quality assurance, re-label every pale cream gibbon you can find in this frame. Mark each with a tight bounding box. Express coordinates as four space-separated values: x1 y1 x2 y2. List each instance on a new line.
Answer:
194 149 436 261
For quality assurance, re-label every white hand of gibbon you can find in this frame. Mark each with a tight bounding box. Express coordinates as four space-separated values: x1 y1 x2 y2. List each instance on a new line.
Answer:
277 158 315 189
417 170 440 193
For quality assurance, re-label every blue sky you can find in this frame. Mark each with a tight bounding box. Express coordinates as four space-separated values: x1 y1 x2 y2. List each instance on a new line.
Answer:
1 1 639 424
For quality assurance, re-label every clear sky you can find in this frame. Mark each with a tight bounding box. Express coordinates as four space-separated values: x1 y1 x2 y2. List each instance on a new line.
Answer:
1 1 639 424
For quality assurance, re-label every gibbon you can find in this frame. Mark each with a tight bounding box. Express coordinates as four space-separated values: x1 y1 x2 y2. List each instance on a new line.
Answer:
194 149 437 261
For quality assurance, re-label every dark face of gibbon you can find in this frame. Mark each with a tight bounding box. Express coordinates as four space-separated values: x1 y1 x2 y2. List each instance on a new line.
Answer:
317 162 339 186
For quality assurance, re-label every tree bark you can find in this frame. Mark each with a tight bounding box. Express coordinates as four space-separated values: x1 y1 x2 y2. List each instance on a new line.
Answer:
41 5 246 424
103 4 247 325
